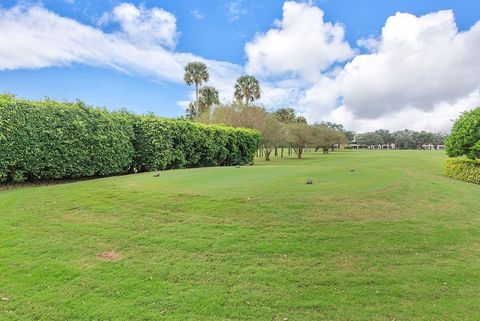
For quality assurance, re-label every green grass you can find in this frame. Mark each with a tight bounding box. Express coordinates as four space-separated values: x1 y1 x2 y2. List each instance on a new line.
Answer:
1 150 480 320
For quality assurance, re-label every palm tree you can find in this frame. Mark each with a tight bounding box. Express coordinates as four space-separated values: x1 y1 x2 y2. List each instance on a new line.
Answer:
184 62 209 113
274 107 296 123
198 86 220 113
185 102 197 120
234 75 261 106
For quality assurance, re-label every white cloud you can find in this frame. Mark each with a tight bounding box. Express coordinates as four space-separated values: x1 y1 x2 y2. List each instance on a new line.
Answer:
0 4 242 101
339 10 480 119
326 89 480 133
99 3 178 48
245 1 354 80
245 4 480 132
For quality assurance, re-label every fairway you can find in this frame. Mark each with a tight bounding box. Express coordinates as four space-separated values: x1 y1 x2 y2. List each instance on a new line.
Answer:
1 150 479 320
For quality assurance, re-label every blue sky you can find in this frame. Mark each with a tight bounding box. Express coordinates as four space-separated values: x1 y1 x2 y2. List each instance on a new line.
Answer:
0 0 479 131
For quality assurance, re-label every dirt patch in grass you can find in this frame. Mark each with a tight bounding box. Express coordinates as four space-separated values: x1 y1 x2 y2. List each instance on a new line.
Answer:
97 250 122 261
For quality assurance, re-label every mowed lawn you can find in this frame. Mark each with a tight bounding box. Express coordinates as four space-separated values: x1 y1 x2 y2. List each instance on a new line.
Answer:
1 150 480 321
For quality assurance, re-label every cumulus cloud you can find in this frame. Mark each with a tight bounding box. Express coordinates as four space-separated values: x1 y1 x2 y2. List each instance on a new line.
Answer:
245 1 354 80
245 3 480 132
99 3 178 48
326 89 480 133
339 10 480 119
0 4 242 100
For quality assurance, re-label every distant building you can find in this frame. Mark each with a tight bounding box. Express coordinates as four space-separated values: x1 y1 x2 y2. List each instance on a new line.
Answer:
348 137 395 149
421 144 444 150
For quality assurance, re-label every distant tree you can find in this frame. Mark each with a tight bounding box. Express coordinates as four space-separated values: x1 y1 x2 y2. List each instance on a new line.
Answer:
257 114 285 161
198 86 220 116
275 108 307 124
393 129 417 149
234 75 261 106
286 123 314 159
313 125 347 153
185 102 197 120
374 129 394 144
445 107 480 159
274 108 297 123
432 132 447 145
344 130 355 142
321 121 344 131
353 129 446 149
295 116 307 124
205 102 288 160
413 131 435 148
356 132 383 146
184 62 209 114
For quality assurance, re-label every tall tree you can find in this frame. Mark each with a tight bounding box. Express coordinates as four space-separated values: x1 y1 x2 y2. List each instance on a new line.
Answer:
198 86 220 115
234 75 261 106
184 62 209 114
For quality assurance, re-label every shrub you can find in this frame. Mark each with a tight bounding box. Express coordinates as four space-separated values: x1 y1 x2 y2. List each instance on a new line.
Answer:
0 96 135 183
445 107 480 160
444 158 480 185
0 95 260 183
134 117 260 171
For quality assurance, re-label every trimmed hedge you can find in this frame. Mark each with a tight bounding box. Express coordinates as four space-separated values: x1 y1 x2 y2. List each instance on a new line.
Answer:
134 117 260 171
0 95 135 183
0 95 260 183
444 158 480 185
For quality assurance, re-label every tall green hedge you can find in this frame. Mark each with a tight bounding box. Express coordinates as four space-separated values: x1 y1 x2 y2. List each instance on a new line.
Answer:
444 158 480 185
0 95 135 182
134 117 259 171
0 95 260 183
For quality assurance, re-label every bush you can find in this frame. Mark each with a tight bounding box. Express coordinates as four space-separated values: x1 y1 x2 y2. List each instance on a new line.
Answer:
0 95 135 183
444 158 480 185
134 117 260 171
445 107 480 159
0 95 261 183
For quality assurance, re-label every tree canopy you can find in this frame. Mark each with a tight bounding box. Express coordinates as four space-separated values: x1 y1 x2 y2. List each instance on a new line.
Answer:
234 75 261 106
445 107 480 159
184 62 209 114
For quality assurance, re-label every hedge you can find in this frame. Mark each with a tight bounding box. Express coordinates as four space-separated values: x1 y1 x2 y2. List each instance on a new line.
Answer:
444 158 480 185
0 95 135 183
133 117 260 171
0 95 261 183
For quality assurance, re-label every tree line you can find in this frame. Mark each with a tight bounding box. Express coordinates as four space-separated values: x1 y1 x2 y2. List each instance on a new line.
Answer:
355 129 447 149
183 62 347 160
183 61 449 159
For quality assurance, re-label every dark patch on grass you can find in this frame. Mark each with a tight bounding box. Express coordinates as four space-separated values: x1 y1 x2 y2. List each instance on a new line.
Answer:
97 250 122 261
